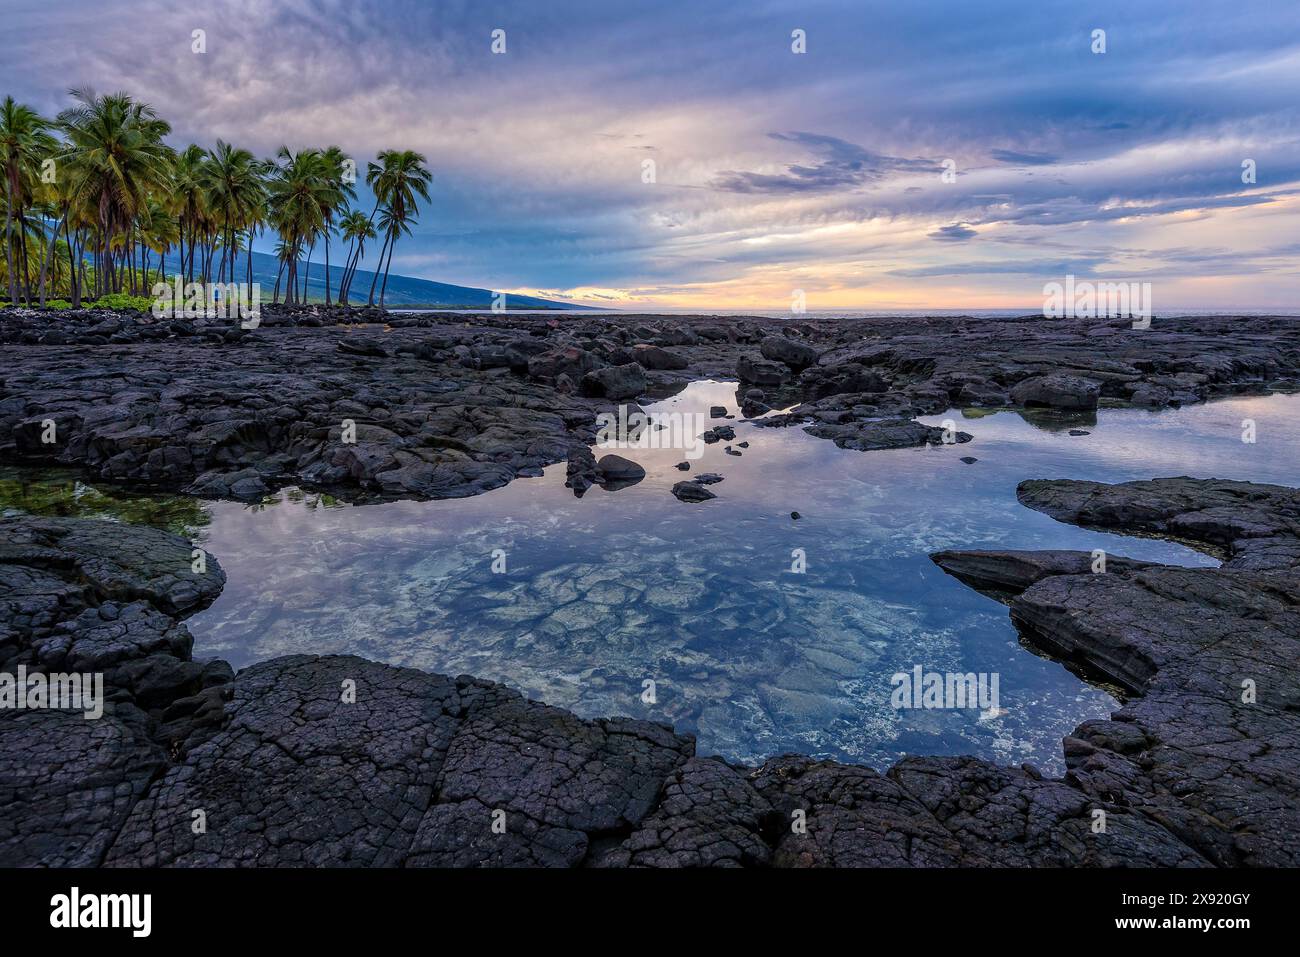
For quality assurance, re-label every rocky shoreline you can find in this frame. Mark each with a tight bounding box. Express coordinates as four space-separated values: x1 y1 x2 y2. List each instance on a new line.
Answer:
2 307 1296 503
2 307 1298 867
2 473 1296 867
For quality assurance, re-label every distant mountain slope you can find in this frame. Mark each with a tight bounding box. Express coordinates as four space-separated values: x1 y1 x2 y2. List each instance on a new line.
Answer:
239 250 594 310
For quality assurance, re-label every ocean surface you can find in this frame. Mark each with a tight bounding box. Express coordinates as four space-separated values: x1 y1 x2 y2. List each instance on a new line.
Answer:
5 388 1297 774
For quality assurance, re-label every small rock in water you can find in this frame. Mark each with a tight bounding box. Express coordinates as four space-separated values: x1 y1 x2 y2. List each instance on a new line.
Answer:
738 441 749 448
671 480 717 503
960 456 978 464
790 511 801 520
674 461 690 471
724 446 742 456
710 406 728 418
695 473 724 485
1069 429 1091 436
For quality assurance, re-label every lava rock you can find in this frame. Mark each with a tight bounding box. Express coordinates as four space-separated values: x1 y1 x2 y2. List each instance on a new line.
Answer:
671 481 717 502
1011 373 1101 411
760 336 819 371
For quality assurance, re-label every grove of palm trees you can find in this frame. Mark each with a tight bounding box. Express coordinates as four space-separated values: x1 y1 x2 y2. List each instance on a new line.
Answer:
0 89 430 310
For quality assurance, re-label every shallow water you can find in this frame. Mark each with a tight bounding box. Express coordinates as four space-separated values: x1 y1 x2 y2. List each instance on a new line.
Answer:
5 388 1297 774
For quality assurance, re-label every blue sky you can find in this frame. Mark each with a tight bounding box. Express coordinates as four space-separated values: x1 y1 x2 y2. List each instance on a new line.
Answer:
6 0 1299 308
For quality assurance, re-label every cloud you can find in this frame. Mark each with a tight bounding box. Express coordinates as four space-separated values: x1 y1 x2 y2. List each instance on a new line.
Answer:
891 257 1109 278
2 0 1298 306
929 224 979 242
990 149 1058 166
711 132 941 194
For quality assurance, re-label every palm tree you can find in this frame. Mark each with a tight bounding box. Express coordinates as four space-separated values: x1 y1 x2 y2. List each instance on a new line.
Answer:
318 146 355 304
170 144 208 284
336 208 376 304
1 96 55 305
33 190 72 306
242 164 271 289
57 89 172 297
364 149 431 306
138 196 179 287
374 205 417 308
266 147 336 304
201 140 265 286
4 87 441 312
0 197 50 300
271 238 292 303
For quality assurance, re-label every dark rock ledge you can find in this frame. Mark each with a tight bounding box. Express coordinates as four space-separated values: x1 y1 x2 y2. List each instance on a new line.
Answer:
3 474 1296 867
3 310 1297 502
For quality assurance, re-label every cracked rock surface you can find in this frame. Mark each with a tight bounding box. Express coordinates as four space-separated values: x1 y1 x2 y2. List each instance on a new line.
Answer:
3 472 1297 867
4 310 1297 502
935 477 1300 867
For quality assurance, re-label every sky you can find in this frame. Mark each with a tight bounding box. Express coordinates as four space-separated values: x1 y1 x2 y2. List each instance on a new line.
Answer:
5 0 1299 310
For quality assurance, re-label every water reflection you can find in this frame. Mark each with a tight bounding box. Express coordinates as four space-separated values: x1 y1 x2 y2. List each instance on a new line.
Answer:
7 387 1298 775
0 467 208 535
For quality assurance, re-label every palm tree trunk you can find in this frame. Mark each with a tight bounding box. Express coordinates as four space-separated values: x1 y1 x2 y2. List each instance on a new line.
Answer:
70 230 82 307
128 229 137 294
323 230 332 305
286 239 297 304
38 208 68 307
3 172 16 306
303 242 314 302
367 230 392 306
18 211 34 304
339 240 358 304
349 238 363 302
379 230 396 308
